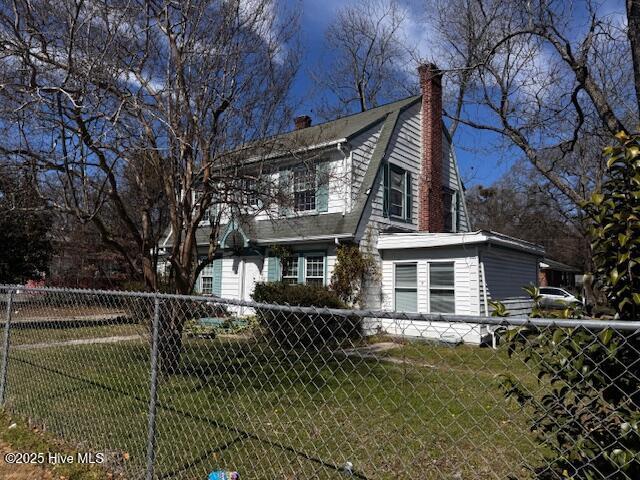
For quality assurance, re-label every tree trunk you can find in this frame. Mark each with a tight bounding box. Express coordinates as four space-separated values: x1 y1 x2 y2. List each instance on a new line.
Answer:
155 268 193 375
157 301 184 375
627 0 640 119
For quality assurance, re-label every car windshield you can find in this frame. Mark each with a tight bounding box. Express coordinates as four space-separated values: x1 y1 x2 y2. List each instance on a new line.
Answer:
540 288 568 296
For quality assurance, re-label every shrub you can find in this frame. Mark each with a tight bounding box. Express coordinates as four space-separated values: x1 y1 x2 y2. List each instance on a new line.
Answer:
330 242 376 307
252 282 361 348
496 133 640 479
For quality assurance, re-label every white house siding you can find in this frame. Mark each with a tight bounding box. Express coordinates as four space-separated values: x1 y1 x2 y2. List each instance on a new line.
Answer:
356 104 471 309
374 247 484 344
379 247 481 315
221 256 242 300
355 105 423 309
384 102 422 227
350 123 383 206
480 245 539 301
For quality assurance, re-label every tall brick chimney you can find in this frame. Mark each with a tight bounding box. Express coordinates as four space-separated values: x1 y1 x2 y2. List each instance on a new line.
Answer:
294 115 312 130
418 63 444 232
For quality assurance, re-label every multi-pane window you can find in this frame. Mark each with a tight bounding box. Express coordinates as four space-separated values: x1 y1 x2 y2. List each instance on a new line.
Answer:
429 262 455 313
394 263 418 312
390 167 405 218
384 163 411 222
282 257 299 284
243 178 260 207
201 276 213 294
305 256 324 286
293 164 316 211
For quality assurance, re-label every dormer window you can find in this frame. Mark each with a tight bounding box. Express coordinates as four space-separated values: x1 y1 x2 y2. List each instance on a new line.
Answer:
383 162 412 222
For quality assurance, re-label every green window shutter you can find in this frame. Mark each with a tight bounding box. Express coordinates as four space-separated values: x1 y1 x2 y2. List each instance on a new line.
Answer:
382 161 390 218
278 167 291 216
297 252 305 284
212 258 223 296
267 255 281 282
405 171 412 222
316 162 329 212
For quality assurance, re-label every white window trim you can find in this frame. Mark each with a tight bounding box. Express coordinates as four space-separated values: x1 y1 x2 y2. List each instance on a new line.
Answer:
427 261 456 314
201 276 213 295
392 261 419 312
304 255 325 285
292 163 317 213
281 256 299 284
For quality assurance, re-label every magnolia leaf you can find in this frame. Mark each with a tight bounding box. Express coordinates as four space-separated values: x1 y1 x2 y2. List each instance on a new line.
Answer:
618 233 629 246
552 329 564 345
610 268 620 285
591 193 605 206
599 328 613 346
615 130 629 141
633 293 640 305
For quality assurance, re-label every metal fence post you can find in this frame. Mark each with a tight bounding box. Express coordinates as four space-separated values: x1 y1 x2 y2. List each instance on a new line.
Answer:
0 289 15 406
0 289 14 406
146 295 161 480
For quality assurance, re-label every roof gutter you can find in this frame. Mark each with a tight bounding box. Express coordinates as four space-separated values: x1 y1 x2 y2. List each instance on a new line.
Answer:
241 138 348 165
254 233 354 245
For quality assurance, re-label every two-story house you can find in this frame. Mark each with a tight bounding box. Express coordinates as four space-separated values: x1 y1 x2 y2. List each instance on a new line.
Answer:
160 64 544 344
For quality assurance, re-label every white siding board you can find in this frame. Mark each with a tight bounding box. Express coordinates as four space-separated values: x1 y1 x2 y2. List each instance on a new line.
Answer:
380 246 481 316
350 123 383 205
373 245 485 343
221 256 241 300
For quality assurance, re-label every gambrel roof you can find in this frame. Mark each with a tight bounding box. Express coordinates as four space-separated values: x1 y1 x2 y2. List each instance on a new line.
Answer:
163 95 428 247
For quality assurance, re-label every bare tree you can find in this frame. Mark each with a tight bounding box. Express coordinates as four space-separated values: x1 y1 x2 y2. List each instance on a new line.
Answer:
427 0 639 209
313 0 415 119
0 0 299 296
467 162 592 270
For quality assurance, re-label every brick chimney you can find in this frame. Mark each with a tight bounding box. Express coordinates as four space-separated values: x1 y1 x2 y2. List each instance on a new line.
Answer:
418 63 444 232
294 115 312 130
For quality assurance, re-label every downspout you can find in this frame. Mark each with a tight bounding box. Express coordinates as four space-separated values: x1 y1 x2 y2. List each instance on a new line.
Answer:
337 142 350 216
240 258 246 316
480 257 489 316
480 254 500 349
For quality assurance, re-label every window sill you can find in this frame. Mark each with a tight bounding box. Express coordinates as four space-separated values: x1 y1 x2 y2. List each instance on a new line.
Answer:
281 209 332 218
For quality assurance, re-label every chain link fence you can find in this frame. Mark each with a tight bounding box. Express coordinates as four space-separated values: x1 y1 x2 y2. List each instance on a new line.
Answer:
0 285 638 479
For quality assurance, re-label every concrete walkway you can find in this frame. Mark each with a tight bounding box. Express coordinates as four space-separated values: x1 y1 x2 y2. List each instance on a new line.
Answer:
338 342 436 368
14 335 143 351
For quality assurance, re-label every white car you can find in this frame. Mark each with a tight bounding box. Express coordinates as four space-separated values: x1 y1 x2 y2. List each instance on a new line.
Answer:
538 287 583 308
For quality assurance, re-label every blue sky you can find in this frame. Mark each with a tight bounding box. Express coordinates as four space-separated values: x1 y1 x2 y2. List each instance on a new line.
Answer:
285 0 627 188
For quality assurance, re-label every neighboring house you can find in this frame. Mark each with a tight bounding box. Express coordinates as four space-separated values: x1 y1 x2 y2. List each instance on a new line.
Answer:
539 258 581 289
159 64 544 344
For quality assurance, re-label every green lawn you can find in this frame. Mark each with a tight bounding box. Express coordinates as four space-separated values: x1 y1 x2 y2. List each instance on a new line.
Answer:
0 411 111 479
3 334 546 479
